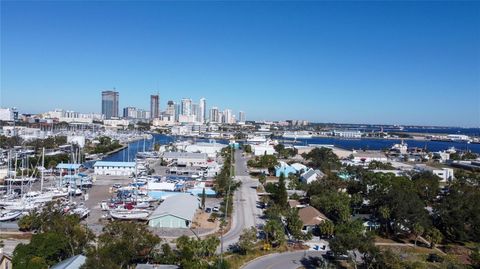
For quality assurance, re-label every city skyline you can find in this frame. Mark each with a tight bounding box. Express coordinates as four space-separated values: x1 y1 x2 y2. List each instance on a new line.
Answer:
1 1 479 127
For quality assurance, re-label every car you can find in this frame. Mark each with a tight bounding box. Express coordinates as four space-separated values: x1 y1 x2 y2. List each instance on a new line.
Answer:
325 251 349 260
427 254 444 263
205 207 212 213
112 184 122 189
212 206 220 212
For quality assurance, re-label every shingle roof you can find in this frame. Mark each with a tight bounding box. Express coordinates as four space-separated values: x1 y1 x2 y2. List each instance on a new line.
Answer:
298 206 328 226
149 193 199 221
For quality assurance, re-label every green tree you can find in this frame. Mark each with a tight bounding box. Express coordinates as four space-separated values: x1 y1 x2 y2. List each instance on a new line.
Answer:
264 219 286 247
83 221 161 269
412 223 425 247
258 174 266 186
425 228 443 249
276 173 288 209
286 208 311 242
318 220 335 238
13 232 70 269
201 188 206 210
412 171 440 204
237 227 257 255
310 191 351 224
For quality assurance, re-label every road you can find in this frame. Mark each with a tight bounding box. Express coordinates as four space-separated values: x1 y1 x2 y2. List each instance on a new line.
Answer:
241 250 328 269
219 149 263 252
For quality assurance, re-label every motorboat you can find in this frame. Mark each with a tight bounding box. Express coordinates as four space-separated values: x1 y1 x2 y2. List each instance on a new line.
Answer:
70 206 90 219
0 210 22 221
109 209 150 220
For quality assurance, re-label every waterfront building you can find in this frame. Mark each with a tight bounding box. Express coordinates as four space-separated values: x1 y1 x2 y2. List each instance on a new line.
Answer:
101 90 119 119
332 130 362 138
150 94 160 119
93 161 136 176
148 193 199 228
162 152 208 167
199 97 206 123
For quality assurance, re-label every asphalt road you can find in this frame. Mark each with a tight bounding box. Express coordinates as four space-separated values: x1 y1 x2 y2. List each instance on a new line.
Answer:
241 250 329 269
218 150 263 252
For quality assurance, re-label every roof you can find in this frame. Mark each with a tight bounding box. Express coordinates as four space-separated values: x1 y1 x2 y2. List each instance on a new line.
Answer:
352 151 387 158
93 161 136 167
162 152 207 160
51 255 86 269
291 163 307 172
56 163 82 170
288 200 300 208
298 206 328 226
301 169 317 180
149 193 199 221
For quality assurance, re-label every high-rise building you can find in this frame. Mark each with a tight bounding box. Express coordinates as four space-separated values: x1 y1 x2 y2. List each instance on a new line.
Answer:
181 98 192 116
192 103 200 122
199 98 206 123
102 90 119 119
238 111 246 123
123 107 137 118
209 107 219 123
166 101 175 117
174 103 181 122
150 95 159 119
223 109 233 124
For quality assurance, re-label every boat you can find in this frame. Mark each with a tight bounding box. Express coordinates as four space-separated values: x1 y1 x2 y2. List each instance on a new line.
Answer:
109 209 150 220
4 177 36 184
0 210 22 221
282 131 312 139
70 206 90 219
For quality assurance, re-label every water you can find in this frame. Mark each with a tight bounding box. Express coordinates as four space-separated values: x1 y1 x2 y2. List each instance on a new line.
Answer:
279 137 480 154
102 134 229 162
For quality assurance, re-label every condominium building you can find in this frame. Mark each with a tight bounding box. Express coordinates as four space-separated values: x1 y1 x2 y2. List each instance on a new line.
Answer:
101 90 119 119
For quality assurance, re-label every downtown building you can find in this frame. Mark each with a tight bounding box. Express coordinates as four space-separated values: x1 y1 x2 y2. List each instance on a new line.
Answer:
101 90 119 119
150 94 160 119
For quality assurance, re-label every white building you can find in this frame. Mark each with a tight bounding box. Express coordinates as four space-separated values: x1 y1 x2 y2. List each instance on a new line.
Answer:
300 168 325 184
93 161 136 176
183 142 226 158
251 143 276 156
162 152 208 167
414 164 455 182
238 111 246 123
199 98 206 123
333 130 362 138
0 108 17 121
350 151 388 164
67 135 86 148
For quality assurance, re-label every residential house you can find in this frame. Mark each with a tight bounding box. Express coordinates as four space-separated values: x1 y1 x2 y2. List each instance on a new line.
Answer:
298 206 329 233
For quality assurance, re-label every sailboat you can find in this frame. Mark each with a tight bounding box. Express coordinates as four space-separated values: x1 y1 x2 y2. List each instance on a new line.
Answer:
0 210 22 221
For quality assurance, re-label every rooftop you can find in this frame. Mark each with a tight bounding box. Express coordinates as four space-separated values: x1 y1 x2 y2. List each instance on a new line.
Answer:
93 161 136 167
298 206 328 226
149 193 199 221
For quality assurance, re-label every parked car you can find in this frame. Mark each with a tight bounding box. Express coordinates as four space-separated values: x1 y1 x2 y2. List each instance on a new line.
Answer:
212 206 220 212
325 251 349 260
205 207 212 213
427 254 444 263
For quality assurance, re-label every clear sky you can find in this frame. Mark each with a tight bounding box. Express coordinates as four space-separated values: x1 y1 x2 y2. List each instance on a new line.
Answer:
1 1 479 127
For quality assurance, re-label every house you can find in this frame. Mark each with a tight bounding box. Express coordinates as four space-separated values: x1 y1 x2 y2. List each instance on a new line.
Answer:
51 254 86 269
414 164 455 182
275 161 297 177
148 193 200 228
298 206 329 233
300 168 325 184
93 161 136 176
0 254 12 269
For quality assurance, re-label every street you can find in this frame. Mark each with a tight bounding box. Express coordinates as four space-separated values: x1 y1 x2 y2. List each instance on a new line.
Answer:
219 149 263 252
241 250 328 269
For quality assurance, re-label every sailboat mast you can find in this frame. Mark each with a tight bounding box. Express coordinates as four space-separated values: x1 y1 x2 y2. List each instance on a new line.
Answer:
41 147 45 192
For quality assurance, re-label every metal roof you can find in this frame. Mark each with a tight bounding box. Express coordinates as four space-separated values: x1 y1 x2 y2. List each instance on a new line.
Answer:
93 161 136 167
162 152 207 160
149 193 199 222
56 163 82 170
51 255 86 269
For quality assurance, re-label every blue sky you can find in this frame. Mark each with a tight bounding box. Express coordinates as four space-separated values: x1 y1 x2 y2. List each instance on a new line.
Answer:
1 1 479 127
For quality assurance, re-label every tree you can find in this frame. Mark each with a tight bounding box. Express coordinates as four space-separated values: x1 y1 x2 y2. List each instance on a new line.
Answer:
286 208 311 242
412 223 425 247
13 232 70 269
175 235 220 268
470 247 480 269
201 188 206 210
258 174 266 186
244 144 252 154
425 228 443 249
318 220 335 238
264 219 286 247
237 227 257 255
83 221 161 269
310 191 351 224
412 171 440 204
276 173 288 209
302 147 340 172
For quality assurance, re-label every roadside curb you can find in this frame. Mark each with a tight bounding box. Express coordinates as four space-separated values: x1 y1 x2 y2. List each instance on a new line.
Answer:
239 250 305 269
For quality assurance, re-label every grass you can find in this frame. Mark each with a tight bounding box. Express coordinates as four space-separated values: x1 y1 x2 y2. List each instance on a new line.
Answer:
225 243 289 269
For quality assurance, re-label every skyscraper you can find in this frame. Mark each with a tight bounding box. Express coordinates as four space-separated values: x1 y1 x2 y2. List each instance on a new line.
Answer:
238 111 246 123
223 109 233 124
199 98 206 123
209 107 219 123
166 100 175 117
150 95 159 119
174 103 181 122
102 90 119 119
181 98 192 116
192 103 199 122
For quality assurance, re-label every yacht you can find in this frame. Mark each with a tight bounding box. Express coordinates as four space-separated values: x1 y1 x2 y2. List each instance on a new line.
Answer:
109 209 150 220
282 131 312 139
0 210 22 221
